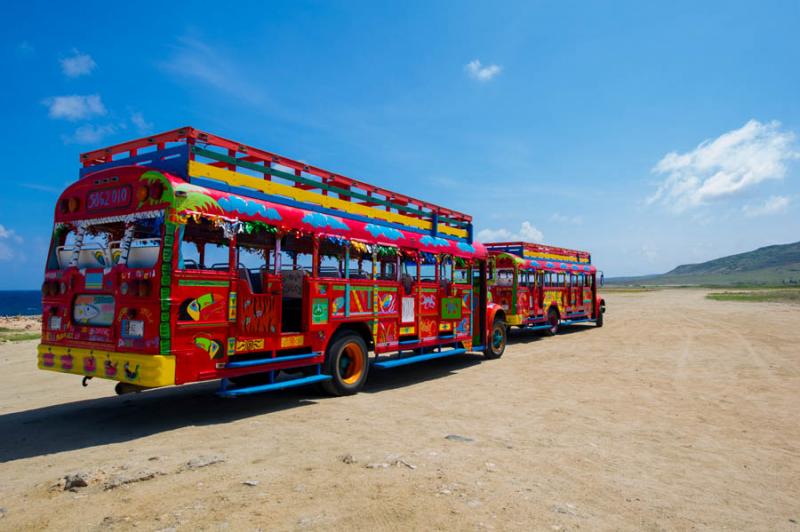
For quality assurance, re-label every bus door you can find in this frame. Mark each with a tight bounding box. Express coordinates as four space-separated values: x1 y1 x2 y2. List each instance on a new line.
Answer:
516 270 531 318
174 220 235 369
537 272 546 315
570 274 581 312
418 257 440 342
584 274 594 315
235 240 281 351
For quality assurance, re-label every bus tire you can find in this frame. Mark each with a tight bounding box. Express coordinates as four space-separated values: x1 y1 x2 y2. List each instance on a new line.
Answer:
321 332 370 396
546 309 559 336
484 318 507 359
596 305 605 327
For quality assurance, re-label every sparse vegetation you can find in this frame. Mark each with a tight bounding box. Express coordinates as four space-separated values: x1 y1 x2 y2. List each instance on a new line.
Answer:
706 289 800 304
0 331 41 342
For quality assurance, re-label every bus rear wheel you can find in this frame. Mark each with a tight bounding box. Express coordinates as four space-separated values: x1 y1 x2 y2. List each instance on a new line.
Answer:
321 332 369 396
546 309 559 336
484 318 506 359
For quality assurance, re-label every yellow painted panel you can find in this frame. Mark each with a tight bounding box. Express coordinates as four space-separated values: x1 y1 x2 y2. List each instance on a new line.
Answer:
399 326 416 335
235 338 265 353
37 344 175 387
439 322 453 331
281 334 305 348
189 161 468 238
505 314 523 325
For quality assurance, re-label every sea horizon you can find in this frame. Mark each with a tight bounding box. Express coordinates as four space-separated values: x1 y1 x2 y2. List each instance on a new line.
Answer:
0 290 42 317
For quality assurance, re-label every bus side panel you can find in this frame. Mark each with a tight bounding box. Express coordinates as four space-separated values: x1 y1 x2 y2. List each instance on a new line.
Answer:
171 270 233 383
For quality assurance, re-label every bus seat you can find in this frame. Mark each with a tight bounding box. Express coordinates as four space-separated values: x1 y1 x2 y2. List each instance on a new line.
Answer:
400 273 414 295
281 269 306 298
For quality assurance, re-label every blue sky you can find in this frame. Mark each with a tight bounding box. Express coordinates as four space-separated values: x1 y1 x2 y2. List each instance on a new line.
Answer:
1 0 799 288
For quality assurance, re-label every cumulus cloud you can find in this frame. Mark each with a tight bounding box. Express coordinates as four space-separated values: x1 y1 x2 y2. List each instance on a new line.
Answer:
0 225 23 262
63 124 117 145
43 94 106 121
476 221 543 243
130 111 153 134
60 49 96 77
647 120 799 212
465 59 502 82
742 195 790 217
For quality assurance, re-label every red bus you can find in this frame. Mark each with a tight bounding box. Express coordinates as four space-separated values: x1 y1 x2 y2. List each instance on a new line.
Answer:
485 242 605 335
38 127 507 397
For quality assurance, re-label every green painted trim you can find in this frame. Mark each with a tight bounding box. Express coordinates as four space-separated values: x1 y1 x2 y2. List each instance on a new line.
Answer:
178 279 230 287
421 287 438 293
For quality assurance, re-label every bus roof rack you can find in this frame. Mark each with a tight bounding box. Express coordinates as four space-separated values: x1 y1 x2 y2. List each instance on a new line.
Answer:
485 241 591 264
79 127 472 234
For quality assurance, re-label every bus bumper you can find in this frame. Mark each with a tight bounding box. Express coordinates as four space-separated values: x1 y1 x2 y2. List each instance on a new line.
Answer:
37 344 176 388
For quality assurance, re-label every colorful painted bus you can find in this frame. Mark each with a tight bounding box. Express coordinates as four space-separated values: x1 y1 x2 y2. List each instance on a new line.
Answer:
38 127 507 397
485 242 605 335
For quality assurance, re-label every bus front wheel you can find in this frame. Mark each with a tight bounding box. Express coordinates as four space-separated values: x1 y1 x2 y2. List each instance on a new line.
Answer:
484 318 507 359
546 309 560 336
321 332 370 396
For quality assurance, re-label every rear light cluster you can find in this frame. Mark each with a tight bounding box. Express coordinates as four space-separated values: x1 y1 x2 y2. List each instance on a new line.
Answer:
59 196 81 214
122 308 144 338
136 182 164 203
41 280 66 297
120 279 153 297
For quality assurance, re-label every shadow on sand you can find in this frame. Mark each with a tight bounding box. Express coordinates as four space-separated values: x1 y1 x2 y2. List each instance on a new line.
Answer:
0 354 484 463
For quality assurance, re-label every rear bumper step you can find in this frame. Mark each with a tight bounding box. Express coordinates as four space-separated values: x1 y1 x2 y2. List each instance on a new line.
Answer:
372 348 466 369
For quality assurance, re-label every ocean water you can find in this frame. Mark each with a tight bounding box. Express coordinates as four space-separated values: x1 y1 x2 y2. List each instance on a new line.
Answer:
0 290 42 317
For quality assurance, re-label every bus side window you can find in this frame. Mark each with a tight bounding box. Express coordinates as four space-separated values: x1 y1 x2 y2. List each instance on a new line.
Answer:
179 218 229 271
440 257 453 283
377 258 398 281
419 258 436 282
454 260 470 284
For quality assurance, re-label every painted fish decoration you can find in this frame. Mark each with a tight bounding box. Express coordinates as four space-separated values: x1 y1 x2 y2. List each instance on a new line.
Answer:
74 304 100 324
187 293 216 321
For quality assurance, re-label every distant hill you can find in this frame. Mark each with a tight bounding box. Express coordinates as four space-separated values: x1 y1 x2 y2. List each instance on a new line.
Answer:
608 241 800 286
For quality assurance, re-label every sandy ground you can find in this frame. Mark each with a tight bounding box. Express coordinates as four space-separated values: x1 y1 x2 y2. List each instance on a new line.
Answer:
0 289 798 531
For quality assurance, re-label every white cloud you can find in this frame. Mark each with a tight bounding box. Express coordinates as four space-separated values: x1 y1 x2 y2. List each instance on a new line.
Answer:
0 225 23 262
476 220 543 243
465 59 502 82
648 119 799 212
742 195 790 217
60 49 96 77
160 36 266 105
550 212 583 225
43 94 107 121
63 124 117 145
130 111 153 134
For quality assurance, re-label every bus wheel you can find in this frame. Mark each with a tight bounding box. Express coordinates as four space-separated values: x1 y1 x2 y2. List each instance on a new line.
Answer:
484 318 507 359
321 333 369 396
546 309 559 336
596 305 605 327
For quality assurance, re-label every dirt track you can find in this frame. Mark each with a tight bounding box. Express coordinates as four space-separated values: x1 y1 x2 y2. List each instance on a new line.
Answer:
0 289 798 531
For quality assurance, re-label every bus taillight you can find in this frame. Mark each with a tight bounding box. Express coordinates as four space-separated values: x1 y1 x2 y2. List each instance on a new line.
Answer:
136 185 149 202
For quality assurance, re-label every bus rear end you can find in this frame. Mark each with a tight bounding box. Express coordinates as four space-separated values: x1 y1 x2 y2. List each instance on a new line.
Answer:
38 165 176 391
